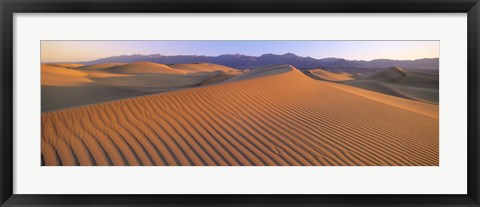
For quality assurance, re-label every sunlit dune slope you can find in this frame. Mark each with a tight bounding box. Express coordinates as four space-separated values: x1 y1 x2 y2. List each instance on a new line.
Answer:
106 62 186 74
48 63 84 68
344 67 439 104
305 69 353 82
42 64 92 86
42 65 438 166
78 63 127 71
170 63 241 74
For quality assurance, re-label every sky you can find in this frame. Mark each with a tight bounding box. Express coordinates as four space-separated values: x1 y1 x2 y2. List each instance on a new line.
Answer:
41 40 439 63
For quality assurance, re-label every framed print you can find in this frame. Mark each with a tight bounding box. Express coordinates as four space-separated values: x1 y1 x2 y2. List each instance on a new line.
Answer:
1 0 479 206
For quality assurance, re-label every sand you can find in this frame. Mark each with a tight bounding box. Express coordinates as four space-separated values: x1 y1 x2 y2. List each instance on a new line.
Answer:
41 64 438 166
343 67 439 104
48 63 84 68
41 62 241 111
42 64 93 86
78 63 127 71
170 63 240 74
106 62 186 74
224 64 293 82
305 69 353 82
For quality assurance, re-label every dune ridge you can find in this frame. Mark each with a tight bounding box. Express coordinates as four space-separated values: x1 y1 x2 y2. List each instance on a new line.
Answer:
42 65 438 166
48 63 84 68
78 63 127 71
106 62 186 74
305 69 353 82
170 63 240 74
224 64 292 83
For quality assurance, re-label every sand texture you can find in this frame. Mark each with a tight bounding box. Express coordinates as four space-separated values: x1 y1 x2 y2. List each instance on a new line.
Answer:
41 64 438 166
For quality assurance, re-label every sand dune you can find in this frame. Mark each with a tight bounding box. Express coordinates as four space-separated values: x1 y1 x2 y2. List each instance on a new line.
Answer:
41 65 438 166
48 63 84 68
305 69 353 82
90 71 223 88
41 63 240 111
78 63 127 71
343 67 439 104
362 67 438 88
42 64 92 86
106 62 186 74
198 74 238 86
170 63 240 74
224 64 292 83
345 80 439 104
42 85 165 112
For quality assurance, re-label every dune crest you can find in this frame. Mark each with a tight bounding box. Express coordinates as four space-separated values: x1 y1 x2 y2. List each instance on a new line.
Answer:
48 63 84 68
305 69 353 82
42 65 438 166
224 64 293 83
78 63 127 71
170 63 240 74
106 62 186 74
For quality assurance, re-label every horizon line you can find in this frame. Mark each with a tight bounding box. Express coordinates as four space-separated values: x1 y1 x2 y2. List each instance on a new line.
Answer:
43 52 440 64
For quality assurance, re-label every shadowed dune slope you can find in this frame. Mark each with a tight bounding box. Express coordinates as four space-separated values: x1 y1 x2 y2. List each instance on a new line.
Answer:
224 64 292 83
41 65 438 166
89 71 223 88
344 67 439 104
305 69 353 82
344 80 439 104
363 67 438 88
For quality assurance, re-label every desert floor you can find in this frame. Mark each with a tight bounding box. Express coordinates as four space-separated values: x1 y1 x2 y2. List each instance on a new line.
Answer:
41 63 439 166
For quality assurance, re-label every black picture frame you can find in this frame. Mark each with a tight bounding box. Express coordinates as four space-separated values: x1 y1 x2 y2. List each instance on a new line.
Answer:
1 0 479 206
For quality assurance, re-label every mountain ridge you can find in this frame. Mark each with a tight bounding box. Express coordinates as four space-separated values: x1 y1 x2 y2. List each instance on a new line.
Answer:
68 53 439 70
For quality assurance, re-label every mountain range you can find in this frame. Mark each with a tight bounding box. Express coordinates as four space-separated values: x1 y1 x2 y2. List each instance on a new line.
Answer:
76 53 439 70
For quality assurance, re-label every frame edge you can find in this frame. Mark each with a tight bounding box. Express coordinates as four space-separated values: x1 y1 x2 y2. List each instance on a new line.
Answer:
468 1 480 205
0 0 14 206
1 0 480 206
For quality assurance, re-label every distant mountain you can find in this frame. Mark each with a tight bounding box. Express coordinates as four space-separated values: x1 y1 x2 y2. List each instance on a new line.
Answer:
76 53 439 70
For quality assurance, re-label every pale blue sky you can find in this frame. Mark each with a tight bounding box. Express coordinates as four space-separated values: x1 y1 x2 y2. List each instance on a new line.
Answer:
41 40 439 63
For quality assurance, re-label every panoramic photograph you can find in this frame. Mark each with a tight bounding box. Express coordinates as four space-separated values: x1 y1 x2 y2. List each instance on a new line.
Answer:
41 40 439 166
